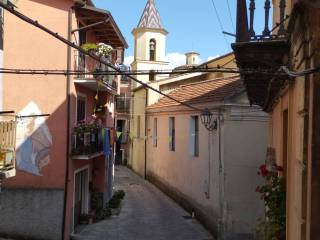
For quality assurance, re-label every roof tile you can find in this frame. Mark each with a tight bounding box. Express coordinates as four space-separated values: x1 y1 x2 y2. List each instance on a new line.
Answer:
148 76 243 109
137 0 163 29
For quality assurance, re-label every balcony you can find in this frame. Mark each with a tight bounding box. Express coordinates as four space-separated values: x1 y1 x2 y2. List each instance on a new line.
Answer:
0 119 16 179
118 64 130 85
71 123 104 160
232 0 290 112
116 97 130 113
74 54 118 94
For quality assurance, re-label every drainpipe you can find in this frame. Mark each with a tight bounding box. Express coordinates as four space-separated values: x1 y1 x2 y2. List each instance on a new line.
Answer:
218 108 224 239
144 88 148 179
207 128 211 199
0 8 4 111
0 7 4 111
62 7 72 240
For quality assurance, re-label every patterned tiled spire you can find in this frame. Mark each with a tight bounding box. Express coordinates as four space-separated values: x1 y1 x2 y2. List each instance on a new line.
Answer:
137 0 164 29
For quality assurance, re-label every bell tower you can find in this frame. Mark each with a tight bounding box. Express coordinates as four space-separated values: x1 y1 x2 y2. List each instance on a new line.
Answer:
131 0 169 86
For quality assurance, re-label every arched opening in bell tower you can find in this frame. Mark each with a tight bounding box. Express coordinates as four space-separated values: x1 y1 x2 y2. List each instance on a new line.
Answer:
149 39 156 61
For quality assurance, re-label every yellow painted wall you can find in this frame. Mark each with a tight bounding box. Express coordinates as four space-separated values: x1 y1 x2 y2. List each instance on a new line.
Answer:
133 29 167 62
131 28 169 87
129 89 147 176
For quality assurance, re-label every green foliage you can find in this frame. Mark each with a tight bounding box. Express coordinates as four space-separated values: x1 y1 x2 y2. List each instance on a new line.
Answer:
93 190 126 222
81 43 98 53
73 122 102 134
108 190 126 209
108 197 121 209
114 190 126 199
91 191 103 210
81 43 113 57
256 164 286 240
79 214 93 224
94 207 112 222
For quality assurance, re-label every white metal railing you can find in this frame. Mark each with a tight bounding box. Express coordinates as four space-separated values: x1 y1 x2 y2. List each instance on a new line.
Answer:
74 51 118 90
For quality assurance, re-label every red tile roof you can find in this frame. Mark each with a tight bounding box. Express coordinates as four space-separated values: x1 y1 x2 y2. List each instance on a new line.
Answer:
148 75 243 109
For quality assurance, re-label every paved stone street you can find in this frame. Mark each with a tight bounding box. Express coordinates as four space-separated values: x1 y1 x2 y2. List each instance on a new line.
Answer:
73 166 214 240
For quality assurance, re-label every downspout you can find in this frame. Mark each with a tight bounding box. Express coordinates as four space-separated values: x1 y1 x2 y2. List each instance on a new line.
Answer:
0 7 3 111
144 88 148 179
207 128 211 199
218 108 224 239
62 7 72 240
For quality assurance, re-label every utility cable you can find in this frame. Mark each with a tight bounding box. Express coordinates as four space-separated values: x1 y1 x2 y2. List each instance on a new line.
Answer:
226 0 235 33
210 0 230 50
0 67 288 76
0 3 202 112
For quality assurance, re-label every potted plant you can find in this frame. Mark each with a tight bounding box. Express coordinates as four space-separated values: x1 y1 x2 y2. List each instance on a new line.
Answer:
79 214 93 225
81 42 113 57
256 164 286 240
81 43 98 54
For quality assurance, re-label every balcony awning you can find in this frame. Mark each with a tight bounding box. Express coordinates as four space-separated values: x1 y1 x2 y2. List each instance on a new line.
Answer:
75 5 128 49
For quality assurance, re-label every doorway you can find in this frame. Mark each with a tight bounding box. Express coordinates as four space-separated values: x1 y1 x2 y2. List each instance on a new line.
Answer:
116 120 126 165
74 167 89 228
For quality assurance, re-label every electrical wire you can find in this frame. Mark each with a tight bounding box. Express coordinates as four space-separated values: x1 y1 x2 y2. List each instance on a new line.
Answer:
210 0 231 50
279 66 320 77
0 3 202 112
226 0 235 33
0 67 287 76
2 3 319 114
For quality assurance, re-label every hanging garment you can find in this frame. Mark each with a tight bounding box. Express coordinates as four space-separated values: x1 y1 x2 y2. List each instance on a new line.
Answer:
103 128 112 156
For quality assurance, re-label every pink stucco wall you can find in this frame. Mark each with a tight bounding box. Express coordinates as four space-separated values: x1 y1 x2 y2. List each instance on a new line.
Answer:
3 0 74 189
1 0 117 238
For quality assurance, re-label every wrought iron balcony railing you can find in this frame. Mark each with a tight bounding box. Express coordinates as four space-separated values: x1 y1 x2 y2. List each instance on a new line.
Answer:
75 53 118 91
233 0 290 111
0 120 16 173
236 0 287 43
72 125 103 158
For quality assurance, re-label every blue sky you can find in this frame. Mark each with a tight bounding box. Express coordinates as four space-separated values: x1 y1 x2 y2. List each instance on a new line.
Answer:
93 0 267 68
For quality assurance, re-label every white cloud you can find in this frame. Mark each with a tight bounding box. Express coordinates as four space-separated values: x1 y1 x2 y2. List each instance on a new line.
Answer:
207 55 220 61
124 56 134 66
124 52 217 70
165 52 186 69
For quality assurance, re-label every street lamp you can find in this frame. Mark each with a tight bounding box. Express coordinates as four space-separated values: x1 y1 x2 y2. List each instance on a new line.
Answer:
200 108 217 131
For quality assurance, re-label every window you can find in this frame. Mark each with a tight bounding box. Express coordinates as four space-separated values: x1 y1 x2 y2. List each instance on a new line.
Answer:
149 39 156 61
169 117 175 151
153 118 158 147
149 70 155 81
78 29 86 71
77 96 86 123
190 116 199 157
137 115 141 138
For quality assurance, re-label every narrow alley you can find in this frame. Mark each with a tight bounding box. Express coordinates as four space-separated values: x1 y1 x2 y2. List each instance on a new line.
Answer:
73 166 214 240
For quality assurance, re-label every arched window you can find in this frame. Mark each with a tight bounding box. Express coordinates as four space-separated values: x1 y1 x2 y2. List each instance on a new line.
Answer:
149 39 156 61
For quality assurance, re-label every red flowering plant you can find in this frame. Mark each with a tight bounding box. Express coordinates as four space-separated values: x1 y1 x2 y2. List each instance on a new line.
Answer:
256 164 286 240
72 117 103 155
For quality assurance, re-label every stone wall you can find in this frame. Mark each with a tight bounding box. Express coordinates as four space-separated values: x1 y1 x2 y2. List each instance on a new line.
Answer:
0 188 64 240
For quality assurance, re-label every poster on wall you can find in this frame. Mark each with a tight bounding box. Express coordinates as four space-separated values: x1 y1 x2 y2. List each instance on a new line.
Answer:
16 102 53 176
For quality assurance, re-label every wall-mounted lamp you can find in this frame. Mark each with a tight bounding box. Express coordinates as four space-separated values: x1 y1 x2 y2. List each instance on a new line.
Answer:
200 108 218 131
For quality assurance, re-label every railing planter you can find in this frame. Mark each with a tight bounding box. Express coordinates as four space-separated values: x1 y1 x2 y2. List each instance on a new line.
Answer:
72 122 103 157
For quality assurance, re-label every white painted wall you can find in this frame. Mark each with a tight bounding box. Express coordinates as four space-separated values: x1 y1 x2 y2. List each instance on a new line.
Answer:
146 101 268 239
